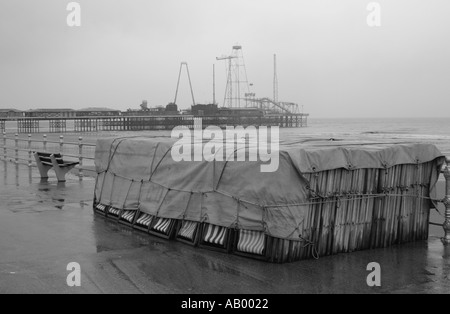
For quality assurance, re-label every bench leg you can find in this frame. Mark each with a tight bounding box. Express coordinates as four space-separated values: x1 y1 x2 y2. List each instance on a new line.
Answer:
34 153 52 179
50 156 77 182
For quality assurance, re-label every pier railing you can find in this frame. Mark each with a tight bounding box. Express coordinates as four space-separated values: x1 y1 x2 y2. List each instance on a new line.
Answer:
0 132 96 177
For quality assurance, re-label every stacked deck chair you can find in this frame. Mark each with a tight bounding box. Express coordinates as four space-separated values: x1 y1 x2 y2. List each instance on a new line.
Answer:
107 207 121 220
149 217 177 239
234 229 267 260
118 210 137 227
94 202 108 216
176 220 201 245
134 212 153 232
199 223 233 253
93 136 446 263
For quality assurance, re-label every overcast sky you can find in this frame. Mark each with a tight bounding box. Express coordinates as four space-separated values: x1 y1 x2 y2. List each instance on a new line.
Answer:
0 0 449 118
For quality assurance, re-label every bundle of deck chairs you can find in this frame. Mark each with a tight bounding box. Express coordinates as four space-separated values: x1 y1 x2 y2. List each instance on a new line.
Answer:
93 136 445 263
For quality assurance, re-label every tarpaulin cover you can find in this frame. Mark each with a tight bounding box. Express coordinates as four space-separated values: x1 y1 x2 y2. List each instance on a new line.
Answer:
94 136 445 240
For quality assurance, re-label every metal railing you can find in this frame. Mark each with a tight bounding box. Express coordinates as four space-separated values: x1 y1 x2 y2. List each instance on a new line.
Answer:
1 132 96 178
441 158 450 244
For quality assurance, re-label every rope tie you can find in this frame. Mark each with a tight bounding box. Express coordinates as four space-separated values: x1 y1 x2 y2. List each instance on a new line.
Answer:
298 235 320 260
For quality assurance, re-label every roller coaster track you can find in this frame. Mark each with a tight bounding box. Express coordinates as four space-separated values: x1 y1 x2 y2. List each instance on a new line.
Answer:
245 97 299 114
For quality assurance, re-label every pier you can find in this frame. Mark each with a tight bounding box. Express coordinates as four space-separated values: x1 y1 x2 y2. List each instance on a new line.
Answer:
0 114 308 134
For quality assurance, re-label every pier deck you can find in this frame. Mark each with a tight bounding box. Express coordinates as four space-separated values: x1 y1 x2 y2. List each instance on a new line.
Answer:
0 162 449 294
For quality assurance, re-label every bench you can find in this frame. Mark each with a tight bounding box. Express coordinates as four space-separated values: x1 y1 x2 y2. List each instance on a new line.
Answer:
34 152 79 182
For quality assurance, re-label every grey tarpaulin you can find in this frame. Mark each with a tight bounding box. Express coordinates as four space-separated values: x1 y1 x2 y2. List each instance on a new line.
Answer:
94 136 445 240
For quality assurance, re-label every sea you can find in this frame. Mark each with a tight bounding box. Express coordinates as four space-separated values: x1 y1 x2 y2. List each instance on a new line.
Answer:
286 117 450 155
307 118 450 148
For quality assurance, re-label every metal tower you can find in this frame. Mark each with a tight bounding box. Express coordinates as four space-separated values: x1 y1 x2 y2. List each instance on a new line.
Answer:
213 64 216 105
216 45 251 108
173 62 196 106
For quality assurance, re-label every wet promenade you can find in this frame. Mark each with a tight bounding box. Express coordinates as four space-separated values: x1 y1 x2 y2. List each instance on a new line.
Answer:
0 162 449 294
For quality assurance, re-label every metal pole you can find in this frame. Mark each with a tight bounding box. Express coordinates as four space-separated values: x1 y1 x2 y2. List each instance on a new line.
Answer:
3 132 6 160
229 58 233 108
273 54 278 103
14 133 18 164
174 62 184 104
43 134 47 152
236 54 240 108
442 157 450 245
59 135 64 153
28 134 32 167
78 136 83 179
213 64 216 105
185 63 196 106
